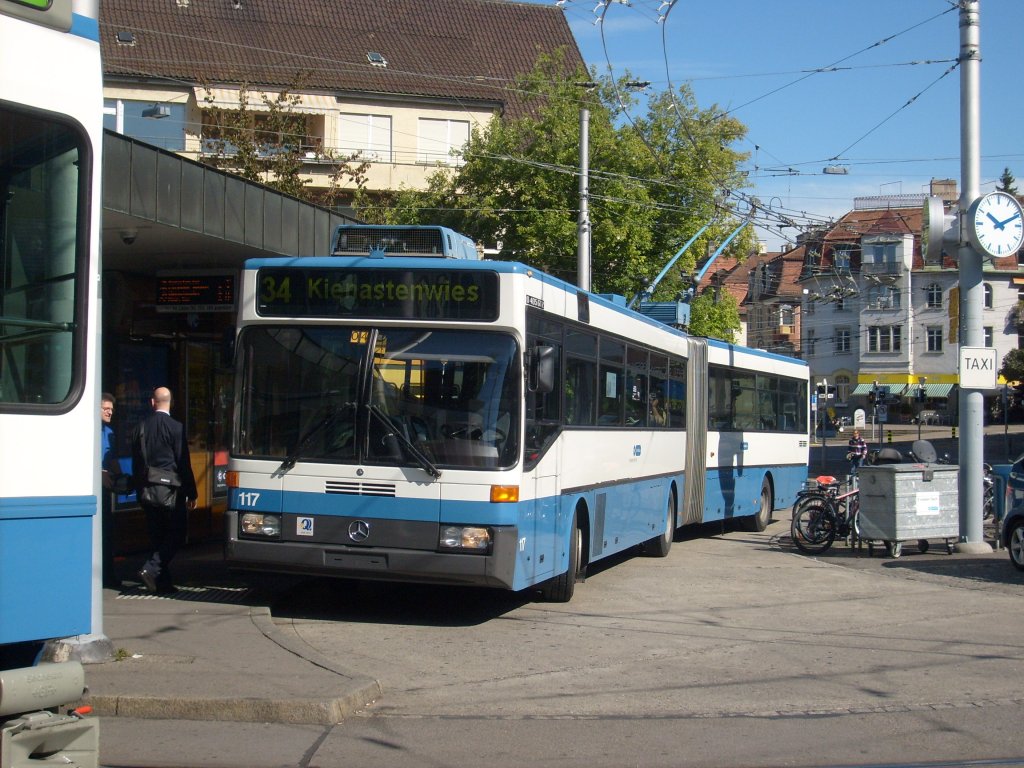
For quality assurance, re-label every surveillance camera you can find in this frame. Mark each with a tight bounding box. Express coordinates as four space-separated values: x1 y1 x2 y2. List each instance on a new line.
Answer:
120 229 138 246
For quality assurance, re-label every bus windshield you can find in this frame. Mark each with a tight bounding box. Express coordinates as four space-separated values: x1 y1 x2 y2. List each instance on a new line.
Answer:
235 326 521 471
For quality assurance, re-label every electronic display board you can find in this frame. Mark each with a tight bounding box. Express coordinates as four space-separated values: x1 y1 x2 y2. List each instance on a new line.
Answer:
256 268 499 321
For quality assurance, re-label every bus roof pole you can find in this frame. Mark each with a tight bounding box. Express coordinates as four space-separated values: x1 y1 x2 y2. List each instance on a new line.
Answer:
628 222 711 308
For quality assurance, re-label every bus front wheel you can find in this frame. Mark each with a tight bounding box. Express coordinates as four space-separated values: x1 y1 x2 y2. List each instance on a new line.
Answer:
540 516 582 603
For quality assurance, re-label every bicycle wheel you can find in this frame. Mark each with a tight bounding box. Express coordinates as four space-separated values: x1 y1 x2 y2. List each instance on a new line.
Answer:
983 485 995 522
791 502 838 555
791 491 830 520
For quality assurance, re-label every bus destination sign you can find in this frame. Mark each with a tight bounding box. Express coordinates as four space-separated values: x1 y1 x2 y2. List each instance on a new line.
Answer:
256 267 499 321
157 274 236 313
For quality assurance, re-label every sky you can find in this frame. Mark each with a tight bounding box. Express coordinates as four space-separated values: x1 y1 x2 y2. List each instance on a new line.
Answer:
539 0 1024 251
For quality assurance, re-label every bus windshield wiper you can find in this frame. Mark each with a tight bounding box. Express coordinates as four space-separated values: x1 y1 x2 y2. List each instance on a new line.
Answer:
276 403 352 474
367 404 442 479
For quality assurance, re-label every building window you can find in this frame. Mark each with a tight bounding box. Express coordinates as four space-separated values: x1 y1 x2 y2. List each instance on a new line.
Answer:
337 113 392 161
833 245 855 272
417 118 470 165
867 285 900 310
984 283 993 309
804 298 815 316
806 329 815 356
835 328 851 353
985 326 993 347
925 283 942 308
835 374 851 403
870 243 897 263
868 325 902 352
927 326 943 352
835 296 846 311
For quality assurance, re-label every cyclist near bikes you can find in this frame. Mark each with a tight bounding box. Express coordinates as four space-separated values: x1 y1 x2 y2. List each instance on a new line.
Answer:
847 429 868 477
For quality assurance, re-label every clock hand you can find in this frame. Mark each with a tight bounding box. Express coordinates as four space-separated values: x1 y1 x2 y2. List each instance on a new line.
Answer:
997 211 1021 228
986 211 1003 229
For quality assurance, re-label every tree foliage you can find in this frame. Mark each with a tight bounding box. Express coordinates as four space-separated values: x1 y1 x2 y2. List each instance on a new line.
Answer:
199 84 368 205
997 167 1019 195
1000 347 1024 383
686 289 741 343
354 53 752 340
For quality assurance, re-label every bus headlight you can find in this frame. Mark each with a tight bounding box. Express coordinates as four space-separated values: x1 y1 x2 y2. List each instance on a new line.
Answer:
240 512 281 538
439 525 491 553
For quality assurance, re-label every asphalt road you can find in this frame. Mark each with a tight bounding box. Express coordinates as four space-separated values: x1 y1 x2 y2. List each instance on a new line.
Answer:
101 511 1024 768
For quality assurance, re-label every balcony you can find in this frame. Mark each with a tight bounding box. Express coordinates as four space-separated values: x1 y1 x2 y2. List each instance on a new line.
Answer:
860 260 905 278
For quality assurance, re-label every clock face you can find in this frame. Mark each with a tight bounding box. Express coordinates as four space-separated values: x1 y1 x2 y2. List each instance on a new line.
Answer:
970 191 1024 258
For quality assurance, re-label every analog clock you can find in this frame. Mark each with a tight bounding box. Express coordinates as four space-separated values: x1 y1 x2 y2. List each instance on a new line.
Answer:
968 191 1024 258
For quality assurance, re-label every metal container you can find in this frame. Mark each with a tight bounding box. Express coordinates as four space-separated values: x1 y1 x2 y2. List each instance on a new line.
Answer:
857 464 960 543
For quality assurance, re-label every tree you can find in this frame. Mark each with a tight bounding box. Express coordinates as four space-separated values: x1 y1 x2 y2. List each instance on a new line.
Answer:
199 84 368 204
354 53 752 340
997 167 1018 195
687 289 740 343
999 347 1024 384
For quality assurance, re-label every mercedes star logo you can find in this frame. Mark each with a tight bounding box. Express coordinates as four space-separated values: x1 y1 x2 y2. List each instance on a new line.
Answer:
348 520 370 542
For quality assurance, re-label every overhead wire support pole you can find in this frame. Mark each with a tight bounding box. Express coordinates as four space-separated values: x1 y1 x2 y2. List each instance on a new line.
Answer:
577 107 591 291
956 0 989 552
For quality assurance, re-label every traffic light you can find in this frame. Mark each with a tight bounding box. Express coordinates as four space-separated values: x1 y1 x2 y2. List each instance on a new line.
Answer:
917 385 927 403
867 390 876 406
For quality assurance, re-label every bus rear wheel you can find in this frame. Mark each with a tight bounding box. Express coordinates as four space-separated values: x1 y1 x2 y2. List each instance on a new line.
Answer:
644 493 675 558
742 478 773 532
540 516 582 603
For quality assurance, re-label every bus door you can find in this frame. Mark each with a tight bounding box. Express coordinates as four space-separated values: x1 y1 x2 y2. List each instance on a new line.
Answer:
523 338 561 584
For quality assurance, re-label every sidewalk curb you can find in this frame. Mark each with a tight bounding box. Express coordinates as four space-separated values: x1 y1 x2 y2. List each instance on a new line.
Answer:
78 607 381 725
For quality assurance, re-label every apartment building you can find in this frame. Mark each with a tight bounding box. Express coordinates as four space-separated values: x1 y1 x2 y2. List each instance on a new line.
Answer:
100 0 583 214
744 180 1023 426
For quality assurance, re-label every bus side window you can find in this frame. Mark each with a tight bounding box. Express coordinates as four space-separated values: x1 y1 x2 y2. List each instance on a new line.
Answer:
565 356 595 425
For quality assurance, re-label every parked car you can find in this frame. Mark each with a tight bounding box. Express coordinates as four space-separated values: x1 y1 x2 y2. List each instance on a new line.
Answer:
1002 505 1024 571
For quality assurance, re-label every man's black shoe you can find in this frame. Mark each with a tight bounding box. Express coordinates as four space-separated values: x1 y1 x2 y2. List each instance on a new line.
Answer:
154 583 178 595
137 568 157 593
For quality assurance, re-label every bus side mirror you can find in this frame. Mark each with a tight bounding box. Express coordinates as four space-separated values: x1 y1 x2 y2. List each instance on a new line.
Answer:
530 345 556 394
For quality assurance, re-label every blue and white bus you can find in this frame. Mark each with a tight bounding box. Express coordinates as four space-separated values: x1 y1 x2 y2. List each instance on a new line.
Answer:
0 0 101 755
226 226 809 601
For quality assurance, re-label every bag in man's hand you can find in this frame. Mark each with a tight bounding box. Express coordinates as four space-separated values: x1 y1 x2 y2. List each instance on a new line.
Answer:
141 466 180 510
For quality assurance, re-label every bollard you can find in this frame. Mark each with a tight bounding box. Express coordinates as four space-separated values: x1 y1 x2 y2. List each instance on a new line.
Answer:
886 430 892 443
952 426 957 439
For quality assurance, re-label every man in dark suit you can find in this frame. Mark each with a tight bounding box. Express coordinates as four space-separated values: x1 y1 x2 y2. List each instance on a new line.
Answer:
131 386 198 593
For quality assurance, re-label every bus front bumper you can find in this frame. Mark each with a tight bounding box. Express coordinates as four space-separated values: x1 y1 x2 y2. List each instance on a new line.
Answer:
225 511 519 590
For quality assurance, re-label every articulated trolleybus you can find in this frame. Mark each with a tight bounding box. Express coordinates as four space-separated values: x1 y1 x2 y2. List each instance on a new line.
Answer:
226 225 809 602
0 0 101 761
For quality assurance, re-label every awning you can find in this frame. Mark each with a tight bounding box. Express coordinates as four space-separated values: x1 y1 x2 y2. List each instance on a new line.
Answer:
194 87 337 115
913 383 956 398
850 383 905 396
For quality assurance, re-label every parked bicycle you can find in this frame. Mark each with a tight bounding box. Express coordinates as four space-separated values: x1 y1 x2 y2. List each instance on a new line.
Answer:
790 475 861 555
